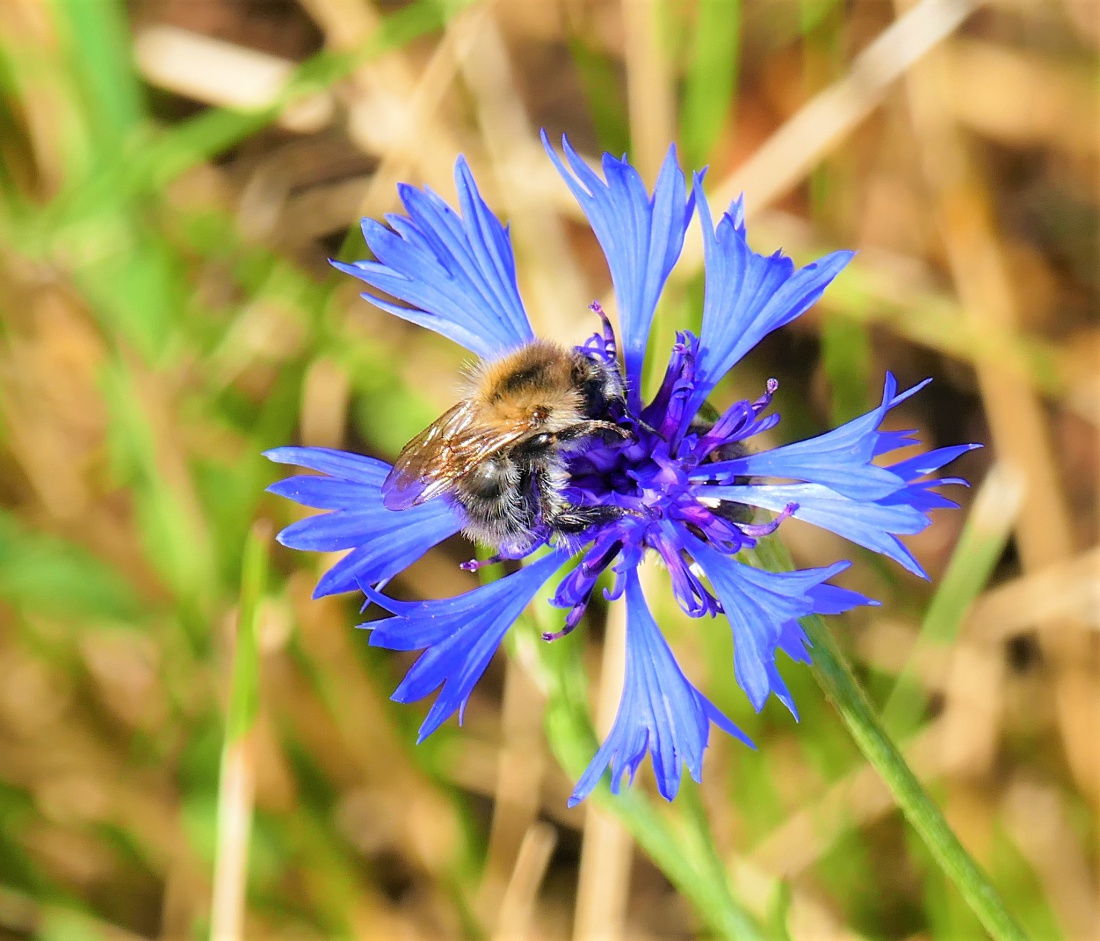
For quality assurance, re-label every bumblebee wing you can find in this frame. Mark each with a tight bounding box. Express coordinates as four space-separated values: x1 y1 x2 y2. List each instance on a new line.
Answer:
382 403 472 509
381 404 531 510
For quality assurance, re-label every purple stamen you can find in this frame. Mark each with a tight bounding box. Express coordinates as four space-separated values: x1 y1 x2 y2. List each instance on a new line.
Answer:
460 556 498 572
542 605 585 641
755 378 779 411
737 502 798 537
578 300 619 365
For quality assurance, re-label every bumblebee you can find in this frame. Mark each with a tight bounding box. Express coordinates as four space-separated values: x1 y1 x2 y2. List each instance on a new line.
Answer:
383 340 626 554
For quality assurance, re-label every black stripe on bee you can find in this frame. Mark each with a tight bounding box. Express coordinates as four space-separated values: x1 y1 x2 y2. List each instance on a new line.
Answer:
495 360 553 397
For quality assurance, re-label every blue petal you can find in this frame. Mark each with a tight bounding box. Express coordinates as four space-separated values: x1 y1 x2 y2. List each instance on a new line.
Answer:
777 619 812 664
688 535 851 712
891 484 963 513
771 586 875 710
277 510 405 551
265 446 389 484
874 428 921 457
688 183 853 416
808 582 877 616
693 375 916 501
888 443 981 481
265 447 464 597
268 475 386 510
331 156 535 359
879 444 977 516
710 482 929 578
314 510 463 598
569 568 752 806
542 132 693 400
363 551 567 742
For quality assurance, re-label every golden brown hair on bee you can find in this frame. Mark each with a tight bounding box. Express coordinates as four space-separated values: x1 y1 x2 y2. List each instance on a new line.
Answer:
468 340 587 434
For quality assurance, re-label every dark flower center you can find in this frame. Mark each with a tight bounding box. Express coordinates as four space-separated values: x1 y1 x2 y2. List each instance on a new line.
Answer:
542 329 795 640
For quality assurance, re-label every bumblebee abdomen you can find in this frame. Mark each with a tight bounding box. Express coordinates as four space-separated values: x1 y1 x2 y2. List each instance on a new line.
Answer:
455 452 548 553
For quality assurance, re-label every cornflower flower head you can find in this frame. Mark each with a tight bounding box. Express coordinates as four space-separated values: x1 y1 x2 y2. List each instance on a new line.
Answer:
267 133 975 807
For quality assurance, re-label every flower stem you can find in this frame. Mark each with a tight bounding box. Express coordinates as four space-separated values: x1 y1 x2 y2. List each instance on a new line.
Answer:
749 539 1026 941
802 612 1027 941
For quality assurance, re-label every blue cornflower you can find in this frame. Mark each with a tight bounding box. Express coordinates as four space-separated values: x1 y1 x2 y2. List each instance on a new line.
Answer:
266 133 974 806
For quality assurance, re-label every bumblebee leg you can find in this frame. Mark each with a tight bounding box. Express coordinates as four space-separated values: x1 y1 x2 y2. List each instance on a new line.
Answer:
556 420 630 449
552 503 624 534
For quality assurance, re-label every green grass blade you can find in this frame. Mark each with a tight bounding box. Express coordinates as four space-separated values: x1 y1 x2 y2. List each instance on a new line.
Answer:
681 0 741 169
41 0 472 240
750 537 1029 941
798 0 845 38
227 521 269 743
804 610 1027 941
566 36 631 158
881 462 1024 737
0 511 140 620
820 311 872 423
209 522 270 941
52 0 144 157
101 361 216 613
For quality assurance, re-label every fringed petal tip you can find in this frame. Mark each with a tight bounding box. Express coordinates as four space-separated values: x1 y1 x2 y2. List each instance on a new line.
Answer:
329 161 535 360
542 130 693 399
689 182 854 412
263 446 463 598
566 569 752 807
359 552 567 743
688 541 869 713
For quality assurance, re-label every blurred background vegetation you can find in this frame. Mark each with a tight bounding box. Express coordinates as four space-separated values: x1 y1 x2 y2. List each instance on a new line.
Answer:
0 0 1096 939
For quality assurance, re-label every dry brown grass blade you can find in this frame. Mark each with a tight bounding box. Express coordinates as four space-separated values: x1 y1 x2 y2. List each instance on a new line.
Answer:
247 5 486 244
437 7 596 927
300 356 352 450
747 210 1091 421
939 640 1009 780
451 3 590 338
895 0 1099 805
687 0 978 257
572 587 632 941
351 3 491 219
209 735 255 941
299 0 469 196
1003 779 1100 941
568 0 978 344
476 660 548 928
622 0 675 184
569 2 681 930
134 26 334 133
894 0 1099 920
967 547 1100 643
0 1 74 197
443 737 583 830
492 822 559 941
942 39 1099 157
